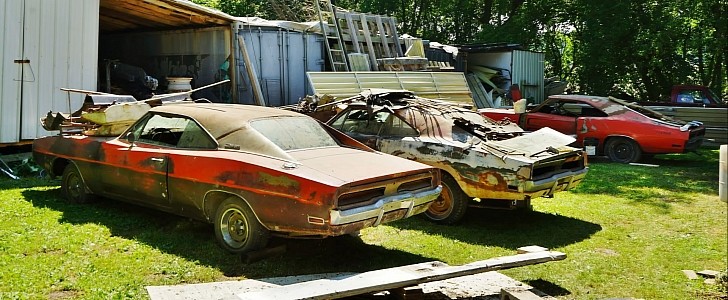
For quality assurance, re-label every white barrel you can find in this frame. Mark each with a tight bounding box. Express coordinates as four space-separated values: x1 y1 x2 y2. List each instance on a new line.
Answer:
720 144 727 202
167 77 192 92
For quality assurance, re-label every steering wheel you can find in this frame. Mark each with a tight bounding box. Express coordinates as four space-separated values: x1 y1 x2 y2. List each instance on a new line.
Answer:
150 128 172 141
554 105 576 117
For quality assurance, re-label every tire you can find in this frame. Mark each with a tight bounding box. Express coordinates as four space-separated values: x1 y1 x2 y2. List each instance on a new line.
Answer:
214 198 270 254
60 163 95 204
423 175 469 225
605 137 642 163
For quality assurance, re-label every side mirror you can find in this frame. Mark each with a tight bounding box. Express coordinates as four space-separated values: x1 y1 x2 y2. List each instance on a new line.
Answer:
125 132 136 147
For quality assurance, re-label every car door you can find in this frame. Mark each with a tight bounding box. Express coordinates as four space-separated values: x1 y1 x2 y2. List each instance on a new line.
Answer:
374 112 420 155
523 100 578 135
328 108 388 149
163 117 219 216
100 113 187 209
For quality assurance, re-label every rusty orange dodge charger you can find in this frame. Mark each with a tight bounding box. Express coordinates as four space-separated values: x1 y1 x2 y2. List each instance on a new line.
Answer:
33 103 441 253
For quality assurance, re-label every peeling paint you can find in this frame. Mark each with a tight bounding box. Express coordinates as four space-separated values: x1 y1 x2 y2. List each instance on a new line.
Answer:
327 91 588 202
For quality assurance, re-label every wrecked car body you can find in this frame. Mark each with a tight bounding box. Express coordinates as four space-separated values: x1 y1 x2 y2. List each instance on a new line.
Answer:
327 90 588 224
33 103 441 253
479 95 706 163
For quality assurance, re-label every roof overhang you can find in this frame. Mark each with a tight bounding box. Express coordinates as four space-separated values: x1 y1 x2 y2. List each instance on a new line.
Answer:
100 0 236 33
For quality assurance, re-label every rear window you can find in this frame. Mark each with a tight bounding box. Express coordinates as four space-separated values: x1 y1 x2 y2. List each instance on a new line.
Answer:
250 116 339 151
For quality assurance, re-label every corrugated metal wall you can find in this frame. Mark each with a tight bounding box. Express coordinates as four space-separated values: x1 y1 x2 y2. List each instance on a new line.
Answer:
511 50 544 103
236 26 324 106
99 27 231 102
307 71 473 104
0 0 99 143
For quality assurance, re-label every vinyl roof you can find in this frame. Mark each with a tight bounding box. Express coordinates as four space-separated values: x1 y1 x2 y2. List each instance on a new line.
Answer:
99 0 236 33
150 103 304 138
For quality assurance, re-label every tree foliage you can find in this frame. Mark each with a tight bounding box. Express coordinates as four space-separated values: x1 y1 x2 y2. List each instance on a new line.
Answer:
195 0 727 100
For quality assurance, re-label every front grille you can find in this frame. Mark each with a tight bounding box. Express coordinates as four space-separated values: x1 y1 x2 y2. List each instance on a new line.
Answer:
531 153 585 180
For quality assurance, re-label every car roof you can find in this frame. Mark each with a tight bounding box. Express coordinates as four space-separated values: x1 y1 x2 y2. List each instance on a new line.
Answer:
544 94 681 122
345 98 523 140
150 103 304 139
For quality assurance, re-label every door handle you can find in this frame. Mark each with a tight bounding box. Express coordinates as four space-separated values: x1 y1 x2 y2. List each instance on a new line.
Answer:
151 157 165 163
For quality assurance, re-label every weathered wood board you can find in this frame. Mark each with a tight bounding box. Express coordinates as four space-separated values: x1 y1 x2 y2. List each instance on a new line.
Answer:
147 271 542 300
233 251 565 300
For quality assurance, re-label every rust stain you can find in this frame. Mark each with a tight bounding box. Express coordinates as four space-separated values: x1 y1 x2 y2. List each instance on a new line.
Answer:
215 170 301 195
416 145 438 155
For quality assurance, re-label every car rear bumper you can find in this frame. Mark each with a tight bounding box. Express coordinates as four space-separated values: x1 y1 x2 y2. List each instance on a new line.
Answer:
329 186 442 229
684 135 704 152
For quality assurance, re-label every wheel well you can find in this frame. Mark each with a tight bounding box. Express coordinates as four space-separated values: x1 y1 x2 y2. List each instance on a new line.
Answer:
203 191 234 221
438 170 458 185
202 192 264 226
438 169 468 196
50 158 70 178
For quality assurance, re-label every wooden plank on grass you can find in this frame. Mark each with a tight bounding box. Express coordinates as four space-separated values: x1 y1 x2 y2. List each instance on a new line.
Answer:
234 251 566 300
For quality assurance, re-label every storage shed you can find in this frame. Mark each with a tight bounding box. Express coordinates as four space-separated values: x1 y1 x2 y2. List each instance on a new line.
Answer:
0 0 324 146
426 43 545 106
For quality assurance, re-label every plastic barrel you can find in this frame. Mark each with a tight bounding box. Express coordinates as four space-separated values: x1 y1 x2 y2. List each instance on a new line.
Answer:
720 144 727 202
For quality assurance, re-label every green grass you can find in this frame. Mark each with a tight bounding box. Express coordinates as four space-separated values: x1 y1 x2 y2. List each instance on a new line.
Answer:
0 149 726 299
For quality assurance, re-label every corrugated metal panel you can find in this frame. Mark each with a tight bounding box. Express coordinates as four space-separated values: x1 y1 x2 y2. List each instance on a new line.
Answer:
512 50 544 103
307 71 473 104
22 0 99 140
0 0 23 143
1 0 99 143
99 26 231 101
236 26 324 106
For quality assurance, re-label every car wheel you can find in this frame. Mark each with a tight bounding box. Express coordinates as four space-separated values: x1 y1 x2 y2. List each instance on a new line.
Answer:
214 198 270 254
61 163 95 204
605 137 642 163
423 175 469 225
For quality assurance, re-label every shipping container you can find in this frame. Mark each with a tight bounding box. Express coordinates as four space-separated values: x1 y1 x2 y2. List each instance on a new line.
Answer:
235 24 324 106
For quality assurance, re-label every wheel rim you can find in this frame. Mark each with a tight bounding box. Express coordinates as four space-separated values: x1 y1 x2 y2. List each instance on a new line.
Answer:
427 183 454 219
66 172 83 201
220 208 249 248
612 142 633 161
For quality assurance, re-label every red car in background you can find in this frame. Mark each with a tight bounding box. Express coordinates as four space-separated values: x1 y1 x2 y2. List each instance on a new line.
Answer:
479 95 705 163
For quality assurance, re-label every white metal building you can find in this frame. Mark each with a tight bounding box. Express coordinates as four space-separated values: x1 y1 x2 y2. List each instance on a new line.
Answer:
0 0 324 146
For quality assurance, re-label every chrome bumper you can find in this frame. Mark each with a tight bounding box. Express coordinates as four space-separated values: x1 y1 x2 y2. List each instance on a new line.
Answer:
525 167 589 197
329 186 442 226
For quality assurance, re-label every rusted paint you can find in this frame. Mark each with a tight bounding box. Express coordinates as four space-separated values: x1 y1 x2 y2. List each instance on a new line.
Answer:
327 91 589 203
34 102 440 242
215 170 302 196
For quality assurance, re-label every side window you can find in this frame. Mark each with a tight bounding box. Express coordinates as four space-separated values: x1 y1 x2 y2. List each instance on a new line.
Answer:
127 113 215 149
380 113 418 137
577 103 608 117
177 120 217 149
331 109 388 135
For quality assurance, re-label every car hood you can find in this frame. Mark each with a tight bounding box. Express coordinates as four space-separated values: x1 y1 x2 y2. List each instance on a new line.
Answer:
288 147 432 185
481 127 579 162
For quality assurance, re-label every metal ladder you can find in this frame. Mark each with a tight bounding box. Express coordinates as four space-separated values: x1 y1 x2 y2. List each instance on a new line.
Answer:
315 0 349 71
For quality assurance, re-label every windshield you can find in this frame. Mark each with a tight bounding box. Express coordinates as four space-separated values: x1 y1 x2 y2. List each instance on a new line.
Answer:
250 116 339 151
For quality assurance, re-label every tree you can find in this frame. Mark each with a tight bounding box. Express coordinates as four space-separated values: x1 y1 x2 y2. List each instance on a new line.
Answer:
195 0 728 100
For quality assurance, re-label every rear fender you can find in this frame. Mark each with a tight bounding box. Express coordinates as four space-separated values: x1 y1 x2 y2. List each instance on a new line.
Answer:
202 190 270 230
